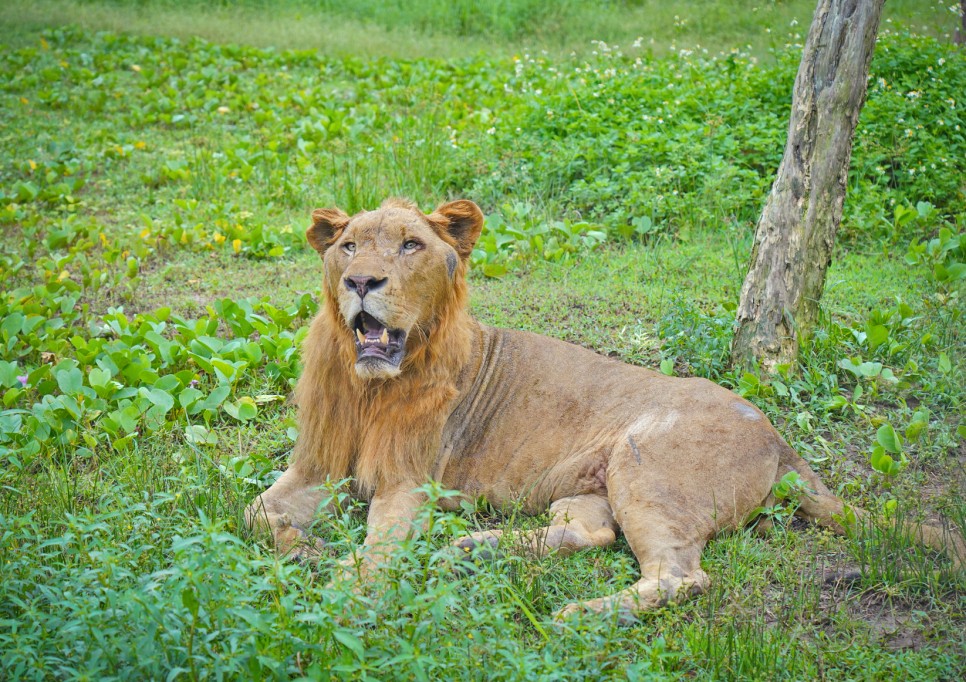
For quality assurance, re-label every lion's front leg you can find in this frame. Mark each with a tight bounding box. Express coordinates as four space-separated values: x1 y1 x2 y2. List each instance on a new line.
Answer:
336 485 426 581
245 464 331 561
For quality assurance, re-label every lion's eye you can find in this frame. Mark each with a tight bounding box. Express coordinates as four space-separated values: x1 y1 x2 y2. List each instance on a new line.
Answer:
342 242 355 255
401 239 422 253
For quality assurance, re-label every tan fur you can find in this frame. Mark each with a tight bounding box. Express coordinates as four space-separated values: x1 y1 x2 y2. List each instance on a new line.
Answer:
246 198 965 621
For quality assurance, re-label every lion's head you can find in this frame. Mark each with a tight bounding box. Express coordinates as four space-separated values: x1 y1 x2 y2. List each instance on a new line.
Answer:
306 198 484 381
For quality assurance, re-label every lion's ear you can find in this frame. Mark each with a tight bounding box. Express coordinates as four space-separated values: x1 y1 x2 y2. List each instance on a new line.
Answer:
307 208 350 254
433 200 484 259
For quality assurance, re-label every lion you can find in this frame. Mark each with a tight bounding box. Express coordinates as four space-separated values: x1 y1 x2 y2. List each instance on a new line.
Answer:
246 197 965 621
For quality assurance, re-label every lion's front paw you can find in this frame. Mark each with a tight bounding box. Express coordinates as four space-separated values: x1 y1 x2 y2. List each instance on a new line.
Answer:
324 552 378 593
271 513 326 564
552 595 641 627
552 601 585 624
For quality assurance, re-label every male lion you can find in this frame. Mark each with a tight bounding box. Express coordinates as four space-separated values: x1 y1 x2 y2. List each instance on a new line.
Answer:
247 198 964 621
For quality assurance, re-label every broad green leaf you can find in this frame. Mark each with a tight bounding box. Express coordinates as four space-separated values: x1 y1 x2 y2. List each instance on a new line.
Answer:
88 367 110 389
112 433 136 451
179 387 204 408
200 384 231 413
825 395 848 411
865 324 888 351
56 367 84 394
0 361 18 388
224 397 257 422
185 424 218 446
876 423 901 454
905 421 926 442
481 263 507 278
937 352 951 374
139 387 175 415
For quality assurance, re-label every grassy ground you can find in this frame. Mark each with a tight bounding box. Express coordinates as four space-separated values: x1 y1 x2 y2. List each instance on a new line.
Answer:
1 2 965 680
0 0 959 57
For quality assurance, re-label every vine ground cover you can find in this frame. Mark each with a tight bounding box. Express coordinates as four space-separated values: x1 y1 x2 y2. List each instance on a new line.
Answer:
1 7 965 681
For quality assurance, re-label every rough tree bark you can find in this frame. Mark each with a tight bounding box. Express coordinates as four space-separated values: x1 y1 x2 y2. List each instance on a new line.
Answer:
730 0 885 372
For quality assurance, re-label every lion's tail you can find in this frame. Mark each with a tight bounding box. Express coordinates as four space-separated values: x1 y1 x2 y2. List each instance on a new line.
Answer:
777 446 966 570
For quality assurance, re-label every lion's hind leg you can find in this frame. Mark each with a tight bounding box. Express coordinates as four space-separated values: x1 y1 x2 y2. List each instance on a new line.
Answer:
456 494 618 559
552 442 721 624
553 500 711 624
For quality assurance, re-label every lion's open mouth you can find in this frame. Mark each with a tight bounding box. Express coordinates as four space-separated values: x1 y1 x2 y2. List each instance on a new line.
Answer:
352 311 406 367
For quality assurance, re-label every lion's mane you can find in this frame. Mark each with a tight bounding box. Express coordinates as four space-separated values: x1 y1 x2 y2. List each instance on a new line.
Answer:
291 199 478 496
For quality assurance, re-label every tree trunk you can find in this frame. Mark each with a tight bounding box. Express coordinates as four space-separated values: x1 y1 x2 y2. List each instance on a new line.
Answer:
730 0 884 373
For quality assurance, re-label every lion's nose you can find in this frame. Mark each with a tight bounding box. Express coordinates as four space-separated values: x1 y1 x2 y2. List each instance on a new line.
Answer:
344 275 387 299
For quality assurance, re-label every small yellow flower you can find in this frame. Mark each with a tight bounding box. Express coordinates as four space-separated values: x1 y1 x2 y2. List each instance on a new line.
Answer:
57 270 70 281
213 232 226 245
131 64 141 73
20 97 28 105
217 106 230 114
232 239 242 254
134 141 147 150
140 228 151 239
28 160 36 171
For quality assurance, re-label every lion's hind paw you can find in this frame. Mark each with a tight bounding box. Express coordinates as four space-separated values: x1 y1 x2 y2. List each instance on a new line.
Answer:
450 531 506 576
454 531 503 561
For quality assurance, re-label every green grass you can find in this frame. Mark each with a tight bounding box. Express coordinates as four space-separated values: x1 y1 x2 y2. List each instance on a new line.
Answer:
1 3 965 680
0 0 959 57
